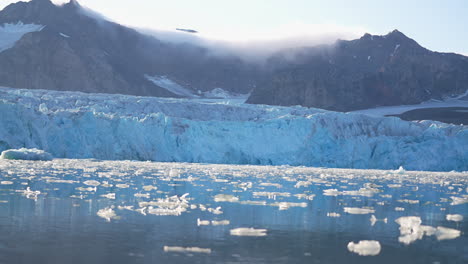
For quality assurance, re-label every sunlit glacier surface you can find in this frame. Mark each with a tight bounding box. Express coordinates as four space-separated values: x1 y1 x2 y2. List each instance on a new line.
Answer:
0 87 467 171
0 159 466 264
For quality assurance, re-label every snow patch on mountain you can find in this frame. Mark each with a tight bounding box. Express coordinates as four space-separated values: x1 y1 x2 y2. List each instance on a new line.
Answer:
353 92 468 117
145 75 198 98
0 22 45 53
0 87 466 171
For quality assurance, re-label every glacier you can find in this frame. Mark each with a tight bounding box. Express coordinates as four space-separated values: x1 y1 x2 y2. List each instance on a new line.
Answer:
0 87 466 171
0 22 45 53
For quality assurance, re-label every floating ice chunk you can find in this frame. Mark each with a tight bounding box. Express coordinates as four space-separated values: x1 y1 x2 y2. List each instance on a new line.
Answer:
116 184 130 188
59 32 70 38
212 220 230 226
446 214 463 222
342 187 380 197
230 227 267 237
323 189 341 196
253 192 290 199
208 207 223 215
134 193 150 198
144 194 190 216
197 218 210 226
163 246 211 254
450 196 468 206
370 215 388 226
83 180 100 187
97 207 118 222
142 185 157 191
214 194 239 203
435 227 461 241
344 207 375 214
394 166 406 174
260 182 283 188
327 212 341 217
294 181 311 188
347 240 381 256
1 148 52 161
100 193 116 199
239 200 268 206
117 205 134 211
397 199 419 204
395 216 436 245
272 202 307 210
294 194 315 200
395 207 405 211
76 186 97 192
22 187 40 200
1 181 13 185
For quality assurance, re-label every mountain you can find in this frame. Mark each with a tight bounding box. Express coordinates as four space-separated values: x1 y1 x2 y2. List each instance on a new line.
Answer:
0 0 467 111
247 30 468 111
0 0 259 96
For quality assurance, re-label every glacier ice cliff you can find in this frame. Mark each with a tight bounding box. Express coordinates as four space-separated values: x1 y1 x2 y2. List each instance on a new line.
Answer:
0 87 466 171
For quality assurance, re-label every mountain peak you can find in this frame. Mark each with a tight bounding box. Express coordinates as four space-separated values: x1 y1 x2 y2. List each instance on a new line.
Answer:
29 0 54 6
68 0 81 7
386 29 408 39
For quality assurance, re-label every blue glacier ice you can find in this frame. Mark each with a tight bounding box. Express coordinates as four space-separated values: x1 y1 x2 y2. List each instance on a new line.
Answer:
0 87 466 171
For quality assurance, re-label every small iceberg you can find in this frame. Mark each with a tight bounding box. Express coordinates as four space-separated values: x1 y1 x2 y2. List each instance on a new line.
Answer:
347 240 381 256
0 148 53 161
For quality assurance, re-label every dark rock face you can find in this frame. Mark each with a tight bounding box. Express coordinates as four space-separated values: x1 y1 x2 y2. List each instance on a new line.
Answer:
247 30 468 111
0 0 260 96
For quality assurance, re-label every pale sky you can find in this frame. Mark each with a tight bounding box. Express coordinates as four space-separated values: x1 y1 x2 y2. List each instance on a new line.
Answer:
0 0 467 55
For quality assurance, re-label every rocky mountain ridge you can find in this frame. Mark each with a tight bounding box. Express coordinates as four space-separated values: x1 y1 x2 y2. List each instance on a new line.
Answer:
0 0 467 111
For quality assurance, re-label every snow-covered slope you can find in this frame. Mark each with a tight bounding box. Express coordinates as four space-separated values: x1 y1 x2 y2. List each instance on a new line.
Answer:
0 87 466 171
352 91 468 117
0 22 44 53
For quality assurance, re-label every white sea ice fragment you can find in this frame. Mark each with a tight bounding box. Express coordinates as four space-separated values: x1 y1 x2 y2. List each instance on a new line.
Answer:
97 207 118 222
344 207 375 214
323 189 341 196
294 194 315 200
327 212 341 217
142 185 157 191
450 196 468 206
212 220 230 226
395 216 436 245
347 240 381 256
230 227 267 237
273 202 307 210
446 214 463 222
370 215 388 226
116 184 130 188
208 207 223 215
22 187 40 200
1 181 13 185
435 227 461 241
134 193 150 198
100 193 116 199
214 194 239 203
83 180 100 187
163 246 211 254
197 218 210 226
395 207 405 211
259 182 282 188
0 148 52 161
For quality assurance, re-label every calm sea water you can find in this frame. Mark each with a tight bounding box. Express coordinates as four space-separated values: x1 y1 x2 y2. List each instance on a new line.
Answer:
0 159 466 264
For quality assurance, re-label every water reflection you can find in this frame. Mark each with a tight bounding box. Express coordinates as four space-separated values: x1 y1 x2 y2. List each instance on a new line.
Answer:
0 159 466 263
